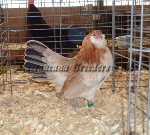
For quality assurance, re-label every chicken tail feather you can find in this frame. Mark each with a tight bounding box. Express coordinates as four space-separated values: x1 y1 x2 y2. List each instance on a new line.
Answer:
24 40 51 81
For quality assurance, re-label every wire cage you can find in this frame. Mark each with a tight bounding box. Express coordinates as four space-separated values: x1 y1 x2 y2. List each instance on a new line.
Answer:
0 0 150 134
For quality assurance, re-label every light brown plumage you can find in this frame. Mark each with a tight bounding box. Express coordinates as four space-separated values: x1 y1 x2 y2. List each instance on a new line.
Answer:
24 30 113 103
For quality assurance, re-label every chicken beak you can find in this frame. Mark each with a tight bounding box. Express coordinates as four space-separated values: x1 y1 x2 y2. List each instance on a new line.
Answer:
102 34 105 39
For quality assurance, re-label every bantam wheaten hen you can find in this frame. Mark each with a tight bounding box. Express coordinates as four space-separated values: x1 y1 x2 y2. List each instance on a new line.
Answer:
24 30 113 107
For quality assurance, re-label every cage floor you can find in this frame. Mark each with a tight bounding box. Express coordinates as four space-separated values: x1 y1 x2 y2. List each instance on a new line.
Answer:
0 69 149 135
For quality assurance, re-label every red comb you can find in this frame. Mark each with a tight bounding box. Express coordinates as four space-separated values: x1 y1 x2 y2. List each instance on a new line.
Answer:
28 0 34 4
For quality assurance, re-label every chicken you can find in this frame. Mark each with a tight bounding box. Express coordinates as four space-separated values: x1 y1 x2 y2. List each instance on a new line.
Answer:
27 0 54 47
24 30 113 107
26 0 80 57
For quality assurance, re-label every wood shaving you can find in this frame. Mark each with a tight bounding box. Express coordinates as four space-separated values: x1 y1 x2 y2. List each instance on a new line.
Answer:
2 43 27 50
0 69 149 134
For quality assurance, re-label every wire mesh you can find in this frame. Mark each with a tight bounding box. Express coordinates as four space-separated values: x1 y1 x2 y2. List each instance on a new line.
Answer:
112 0 150 134
0 0 111 92
0 0 150 134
